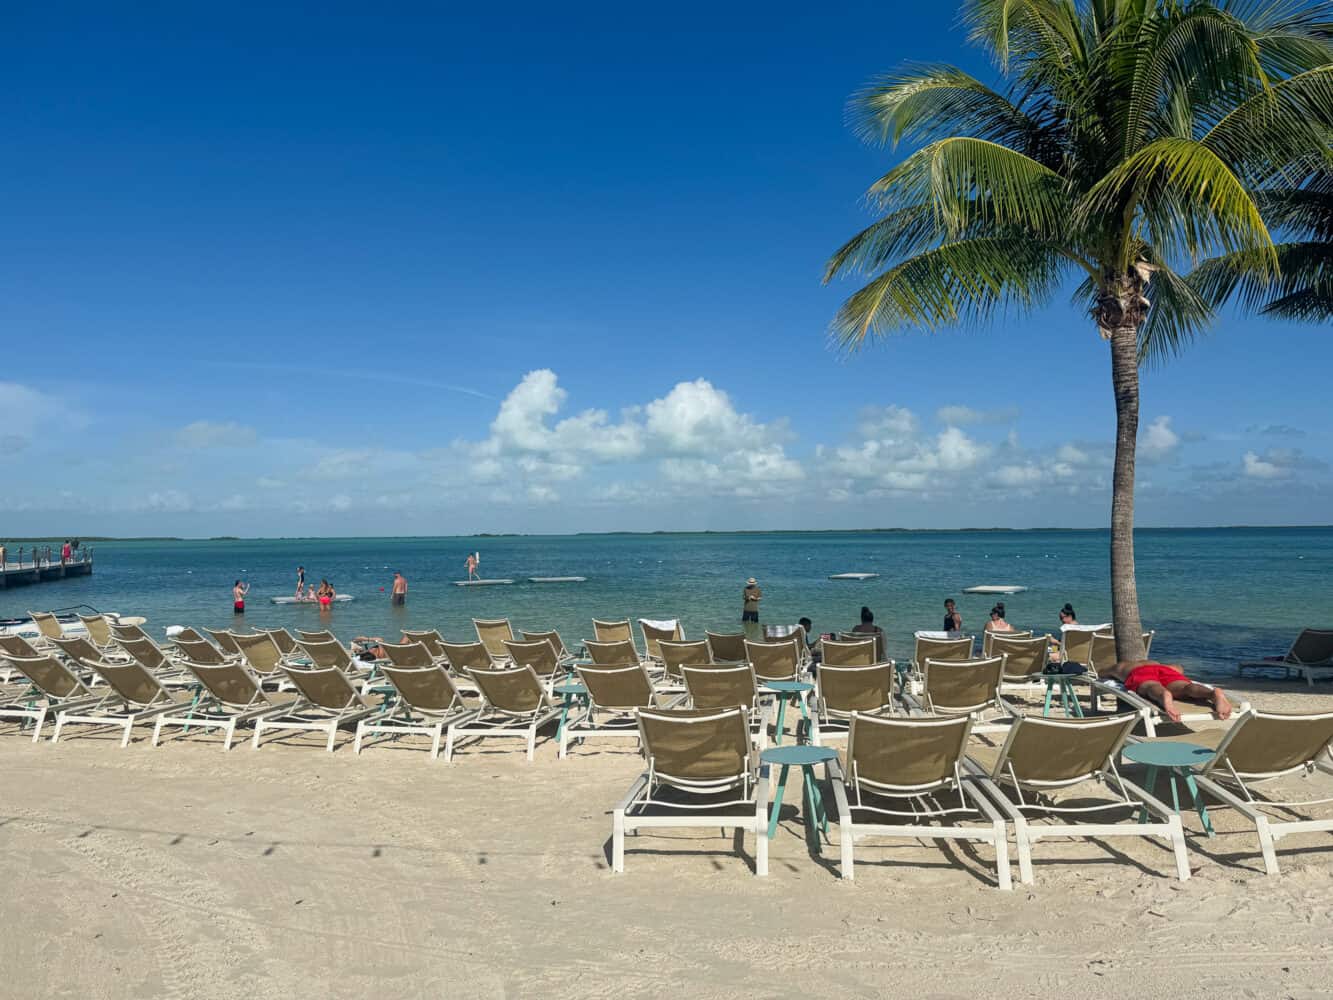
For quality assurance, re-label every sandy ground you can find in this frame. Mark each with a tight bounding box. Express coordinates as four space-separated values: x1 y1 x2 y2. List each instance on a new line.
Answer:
4 676 1333 1000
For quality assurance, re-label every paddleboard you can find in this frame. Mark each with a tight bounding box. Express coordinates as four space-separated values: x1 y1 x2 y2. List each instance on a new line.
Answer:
962 585 1028 594
828 572 880 581
270 595 355 604
529 576 587 583
454 579 515 587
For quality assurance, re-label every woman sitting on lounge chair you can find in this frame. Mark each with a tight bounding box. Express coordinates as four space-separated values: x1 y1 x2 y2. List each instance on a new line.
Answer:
1102 660 1233 724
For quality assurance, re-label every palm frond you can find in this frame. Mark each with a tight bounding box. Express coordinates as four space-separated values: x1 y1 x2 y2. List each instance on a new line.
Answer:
866 136 1074 239
1080 136 1277 268
830 236 1066 348
1137 254 1218 363
1203 66 1333 184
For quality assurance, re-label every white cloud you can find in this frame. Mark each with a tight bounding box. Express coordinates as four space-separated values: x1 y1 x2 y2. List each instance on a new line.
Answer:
1243 450 1292 480
175 420 258 449
1139 416 1180 462
0 381 87 451
139 489 194 513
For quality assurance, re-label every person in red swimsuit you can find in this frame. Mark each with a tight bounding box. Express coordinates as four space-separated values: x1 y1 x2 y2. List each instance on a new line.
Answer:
1102 660 1233 723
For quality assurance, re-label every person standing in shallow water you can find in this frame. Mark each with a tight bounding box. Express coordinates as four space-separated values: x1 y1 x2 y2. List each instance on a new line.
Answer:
295 565 306 598
391 571 408 606
232 579 249 615
742 577 762 623
943 597 962 633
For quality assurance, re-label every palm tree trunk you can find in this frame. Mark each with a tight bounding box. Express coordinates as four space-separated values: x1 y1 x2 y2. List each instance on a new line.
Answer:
1108 322 1148 663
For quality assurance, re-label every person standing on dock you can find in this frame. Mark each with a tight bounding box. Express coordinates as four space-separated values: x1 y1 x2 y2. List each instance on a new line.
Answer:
295 565 306 598
465 552 480 582
232 579 250 615
391 571 408 606
742 577 762 624
61 540 71 565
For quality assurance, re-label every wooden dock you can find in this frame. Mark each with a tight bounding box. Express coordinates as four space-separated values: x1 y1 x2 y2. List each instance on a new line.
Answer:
0 555 94 589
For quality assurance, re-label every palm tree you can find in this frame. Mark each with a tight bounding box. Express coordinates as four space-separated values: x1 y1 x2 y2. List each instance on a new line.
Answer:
824 0 1333 661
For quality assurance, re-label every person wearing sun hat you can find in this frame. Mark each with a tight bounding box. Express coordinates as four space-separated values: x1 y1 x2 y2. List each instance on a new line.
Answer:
742 576 762 623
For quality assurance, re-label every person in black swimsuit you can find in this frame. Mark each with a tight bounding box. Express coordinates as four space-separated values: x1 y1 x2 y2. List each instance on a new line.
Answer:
943 598 962 633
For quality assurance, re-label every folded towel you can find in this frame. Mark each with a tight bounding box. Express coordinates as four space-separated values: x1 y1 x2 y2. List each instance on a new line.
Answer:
640 618 678 632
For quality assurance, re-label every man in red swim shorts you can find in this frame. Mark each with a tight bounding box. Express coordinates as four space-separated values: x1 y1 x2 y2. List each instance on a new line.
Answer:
1102 660 1233 723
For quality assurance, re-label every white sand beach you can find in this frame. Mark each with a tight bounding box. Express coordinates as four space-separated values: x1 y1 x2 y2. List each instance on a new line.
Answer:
4 677 1333 999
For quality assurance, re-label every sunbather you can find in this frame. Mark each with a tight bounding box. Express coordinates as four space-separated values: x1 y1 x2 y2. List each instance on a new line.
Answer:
1102 660 1233 723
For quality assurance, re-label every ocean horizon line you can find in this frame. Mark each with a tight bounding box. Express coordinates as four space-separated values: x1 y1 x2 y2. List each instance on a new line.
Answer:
4 524 1330 543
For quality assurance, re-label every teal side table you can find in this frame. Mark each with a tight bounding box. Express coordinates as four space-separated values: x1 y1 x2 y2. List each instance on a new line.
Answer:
1122 740 1216 837
761 744 838 850
763 679 814 746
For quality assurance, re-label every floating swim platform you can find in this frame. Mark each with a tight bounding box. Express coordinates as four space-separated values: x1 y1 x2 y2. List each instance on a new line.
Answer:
454 579 515 587
828 573 880 581
529 576 587 583
962 585 1028 595
270 595 355 604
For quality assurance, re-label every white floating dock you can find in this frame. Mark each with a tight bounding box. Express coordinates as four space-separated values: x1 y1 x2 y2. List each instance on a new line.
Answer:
454 579 515 587
270 594 355 604
529 576 587 583
828 572 880 581
962 585 1028 594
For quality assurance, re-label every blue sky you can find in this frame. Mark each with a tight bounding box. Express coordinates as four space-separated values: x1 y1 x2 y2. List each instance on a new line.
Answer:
2 1 1328 536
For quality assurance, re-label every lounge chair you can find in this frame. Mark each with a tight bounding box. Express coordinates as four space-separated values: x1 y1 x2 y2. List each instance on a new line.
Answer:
0 633 43 684
166 626 207 645
983 629 1033 657
354 662 480 759
380 641 440 669
520 629 575 665
811 662 897 744
439 640 493 675
592 618 636 649
639 618 684 662
503 638 566 687
562 662 679 758
838 630 886 664
173 636 236 666
232 632 284 674
613 706 770 875
745 639 801 685
473 618 516 663
1086 670 1248 737
294 637 358 671
0 654 101 741
969 713 1190 884
402 629 448 658
77 613 116 650
1087 630 1155 675
445 665 561 762
296 628 338 645
585 638 642 667
50 634 129 667
658 640 711 690
51 658 185 747
680 663 767 749
252 664 378 752
827 714 1012 888
988 634 1051 697
27 610 67 647
911 634 975 678
1238 628 1333 685
110 621 153 645
705 631 748 663
820 638 877 667
152 658 285 751
1058 626 1109 667
203 627 245 657
915 657 1013 731
1153 709 1333 874
260 627 299 657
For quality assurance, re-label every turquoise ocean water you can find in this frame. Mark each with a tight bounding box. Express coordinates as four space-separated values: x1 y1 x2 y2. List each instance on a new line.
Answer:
2 529 1328 679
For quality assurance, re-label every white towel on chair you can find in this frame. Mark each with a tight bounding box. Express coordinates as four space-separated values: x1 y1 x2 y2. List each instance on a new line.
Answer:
640 618 678 632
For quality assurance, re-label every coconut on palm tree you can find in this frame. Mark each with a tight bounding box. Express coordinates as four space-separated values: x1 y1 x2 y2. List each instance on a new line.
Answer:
825 0 1333 661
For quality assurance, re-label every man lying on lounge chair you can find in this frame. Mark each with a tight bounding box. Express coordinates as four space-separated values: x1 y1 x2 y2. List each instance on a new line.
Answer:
1101 660 1233 724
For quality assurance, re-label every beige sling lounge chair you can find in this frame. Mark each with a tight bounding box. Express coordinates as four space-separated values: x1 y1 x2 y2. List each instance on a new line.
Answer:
1237 629 1333 685
820 639 878 667
77 614 116 650
593 618 636 648
27 611 67 647
439 640 493 675
252 664 378 752
681 663 767 749
613 706 770 875
354 662 480 759
911 634 975 678
658 640 711 690
988 634 1050 695
0 654 101 741
380 640 439 669
173 636 236 666
585 638 642 667
473 618 517 663
503 638 566 686
970 713 1190 884
916 657 1013 730
639 618 683 662
203 627 244 657
520 629 575 665
152 658 285 751
705 631 748 663
983 629 1033 657
562 662 680 759
445 665 561 762
52 658 186 747
811 662 897 744
1153 709 1333 874
828 713 1012 888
